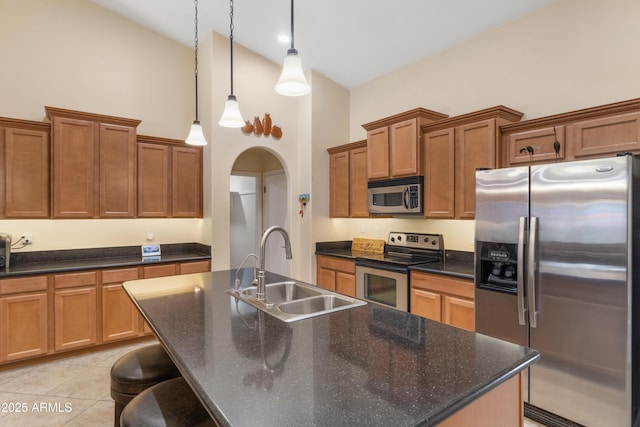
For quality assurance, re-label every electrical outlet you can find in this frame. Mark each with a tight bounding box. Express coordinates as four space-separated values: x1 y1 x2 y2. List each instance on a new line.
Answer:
22 233 33 244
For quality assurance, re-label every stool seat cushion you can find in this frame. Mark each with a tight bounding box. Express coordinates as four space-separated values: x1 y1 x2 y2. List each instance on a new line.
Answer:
120 377 216 427
111 344 181 396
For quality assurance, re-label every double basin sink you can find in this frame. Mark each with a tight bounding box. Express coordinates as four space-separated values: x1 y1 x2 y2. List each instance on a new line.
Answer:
226 280 366 322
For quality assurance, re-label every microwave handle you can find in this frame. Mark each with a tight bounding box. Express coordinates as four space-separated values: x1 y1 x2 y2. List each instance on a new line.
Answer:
403 187 409 209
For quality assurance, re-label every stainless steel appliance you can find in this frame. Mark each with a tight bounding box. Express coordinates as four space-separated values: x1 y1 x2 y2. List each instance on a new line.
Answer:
356 232 443 312
475 154 639 427
0 233 11 269
367 176 423 215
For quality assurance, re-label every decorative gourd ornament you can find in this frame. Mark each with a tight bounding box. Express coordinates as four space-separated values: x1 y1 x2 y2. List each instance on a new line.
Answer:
271 125 282 139
253 116 263 135
241 120 254 134
262 113 272 136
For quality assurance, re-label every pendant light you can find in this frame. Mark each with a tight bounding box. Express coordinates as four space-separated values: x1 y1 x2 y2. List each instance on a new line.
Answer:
218 0 244 127
275 0 310 96
186 0 207 146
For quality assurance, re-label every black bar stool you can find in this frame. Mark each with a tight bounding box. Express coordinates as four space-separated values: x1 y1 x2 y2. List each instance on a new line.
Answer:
119 377 216 427
110 343 181 426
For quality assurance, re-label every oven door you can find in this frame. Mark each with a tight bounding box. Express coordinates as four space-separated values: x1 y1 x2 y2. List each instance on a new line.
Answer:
356 265 408 312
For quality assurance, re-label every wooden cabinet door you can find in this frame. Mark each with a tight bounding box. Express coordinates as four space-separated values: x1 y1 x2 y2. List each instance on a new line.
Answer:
329 150 350 217
443 295 475 331
455 119 496 219
102 284 140 342
410 288 441 321
52 116 96 218
172 146 202 217
317 267 336 291
349 146 369 218
102 268 140 343
367 127 389 179
0 292 48 362
54 287 97 351
4 128 50 218
505 126 565 166
137 142 170 217
566 112 640 159
389 118 419 176
335 272 356 297
99 123 136 217
423 128 455 218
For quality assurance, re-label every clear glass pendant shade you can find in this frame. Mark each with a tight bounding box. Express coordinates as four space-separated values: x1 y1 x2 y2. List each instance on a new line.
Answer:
275 49 310 96
185 121 207 146
218 95 244 128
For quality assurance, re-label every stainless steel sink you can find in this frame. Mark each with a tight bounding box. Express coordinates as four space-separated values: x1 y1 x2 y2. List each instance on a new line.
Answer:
239 281 322 304
226 280 366 322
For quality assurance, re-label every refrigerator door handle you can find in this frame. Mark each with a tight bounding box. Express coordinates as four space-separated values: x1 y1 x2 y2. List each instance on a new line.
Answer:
517 217 528 326
527 216 539 328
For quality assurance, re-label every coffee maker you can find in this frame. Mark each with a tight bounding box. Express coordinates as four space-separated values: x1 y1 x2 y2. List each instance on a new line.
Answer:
0 233 11 269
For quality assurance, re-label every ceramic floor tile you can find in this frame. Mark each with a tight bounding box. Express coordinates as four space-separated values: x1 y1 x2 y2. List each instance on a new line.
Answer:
0 395 93 427
63 400 113 427
0 363 92 395
46 365 112 401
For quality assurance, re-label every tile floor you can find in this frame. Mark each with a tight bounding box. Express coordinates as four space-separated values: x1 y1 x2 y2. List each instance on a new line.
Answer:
0 339 153 427
0 339 547 427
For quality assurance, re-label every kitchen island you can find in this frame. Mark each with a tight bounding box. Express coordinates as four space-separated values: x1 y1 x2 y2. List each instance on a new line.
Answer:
123 269 539 426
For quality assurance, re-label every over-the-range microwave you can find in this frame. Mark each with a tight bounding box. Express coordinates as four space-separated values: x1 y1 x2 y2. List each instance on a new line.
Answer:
367 176 423 215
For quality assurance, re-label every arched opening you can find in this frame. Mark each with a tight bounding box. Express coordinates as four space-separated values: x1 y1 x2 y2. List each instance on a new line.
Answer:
230 147 288 276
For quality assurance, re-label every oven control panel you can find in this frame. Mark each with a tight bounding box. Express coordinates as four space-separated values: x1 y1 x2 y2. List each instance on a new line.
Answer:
388 232 443 251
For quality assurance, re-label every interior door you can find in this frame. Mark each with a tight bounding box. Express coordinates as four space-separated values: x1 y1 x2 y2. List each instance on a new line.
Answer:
263 170 288 276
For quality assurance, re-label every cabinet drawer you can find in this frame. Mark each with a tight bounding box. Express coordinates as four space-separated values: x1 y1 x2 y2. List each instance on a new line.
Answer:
410 271 473 299
143 264 177 278
54 271 98 289
0 275 48 295
179 260 210 274
317 256 356 274
102 268 140 284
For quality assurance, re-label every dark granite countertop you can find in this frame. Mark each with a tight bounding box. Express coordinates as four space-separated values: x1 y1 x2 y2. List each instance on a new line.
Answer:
0 243 210 278
123 269 538 426
316 241 475 280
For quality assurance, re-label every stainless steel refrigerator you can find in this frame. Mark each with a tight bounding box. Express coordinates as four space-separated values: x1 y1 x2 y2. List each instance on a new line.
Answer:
474 154 639 427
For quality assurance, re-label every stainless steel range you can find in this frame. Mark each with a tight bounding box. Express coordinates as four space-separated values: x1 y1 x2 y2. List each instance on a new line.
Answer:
355 232 444 312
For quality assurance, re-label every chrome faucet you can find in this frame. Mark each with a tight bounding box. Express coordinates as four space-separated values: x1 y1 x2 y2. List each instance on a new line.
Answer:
234 253 258 291
257 226 293 302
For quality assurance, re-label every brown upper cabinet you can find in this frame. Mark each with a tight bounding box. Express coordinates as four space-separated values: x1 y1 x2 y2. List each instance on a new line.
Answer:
46 107 140 218
363 108 448 180
421 106 523 219
0 118 50 218
327 140 368 218
501 98 640 167
137 135 203 218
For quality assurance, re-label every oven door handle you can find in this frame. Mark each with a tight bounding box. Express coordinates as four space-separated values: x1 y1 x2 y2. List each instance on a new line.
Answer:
355 259 408 274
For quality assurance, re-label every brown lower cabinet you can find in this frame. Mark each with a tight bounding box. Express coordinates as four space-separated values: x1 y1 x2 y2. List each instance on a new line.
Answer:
0 275 48 362
54 271 98 351
0 259 210 364
316 255 356 297
410 271 475 332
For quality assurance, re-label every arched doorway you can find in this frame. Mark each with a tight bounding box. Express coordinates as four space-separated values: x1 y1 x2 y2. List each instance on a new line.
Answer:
230 148 288 275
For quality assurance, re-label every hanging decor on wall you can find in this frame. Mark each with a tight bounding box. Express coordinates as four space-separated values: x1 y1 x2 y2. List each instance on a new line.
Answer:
241 113 283 139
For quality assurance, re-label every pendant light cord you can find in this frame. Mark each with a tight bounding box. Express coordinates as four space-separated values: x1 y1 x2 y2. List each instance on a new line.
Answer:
290 0 294 50
229 0 235 96
193 0 200 121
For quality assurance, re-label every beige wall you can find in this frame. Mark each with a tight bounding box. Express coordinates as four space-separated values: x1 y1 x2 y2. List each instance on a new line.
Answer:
0 0 203 252
346 0 640 252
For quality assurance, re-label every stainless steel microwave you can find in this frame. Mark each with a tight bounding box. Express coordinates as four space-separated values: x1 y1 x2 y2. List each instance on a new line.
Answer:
367 176 423 215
